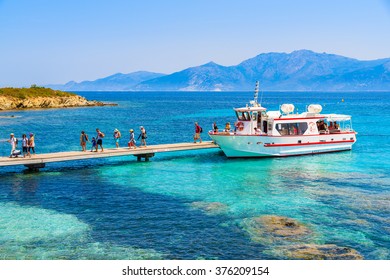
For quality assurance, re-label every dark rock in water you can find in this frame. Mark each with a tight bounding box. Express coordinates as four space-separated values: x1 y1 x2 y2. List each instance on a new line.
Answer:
242 215 312 244
190 201 228 215
279 244 363 260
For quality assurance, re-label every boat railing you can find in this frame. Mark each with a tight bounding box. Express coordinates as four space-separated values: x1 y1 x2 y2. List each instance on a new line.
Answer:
319 128 354 134
209 130 235 135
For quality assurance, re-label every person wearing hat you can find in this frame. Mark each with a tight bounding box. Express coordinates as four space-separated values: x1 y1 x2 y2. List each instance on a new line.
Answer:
113 128 121 148
7 133 17 158
128 129 136 149
137 126 147 147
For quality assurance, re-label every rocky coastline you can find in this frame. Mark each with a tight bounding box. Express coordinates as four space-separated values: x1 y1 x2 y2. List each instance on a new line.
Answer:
0 88 116 110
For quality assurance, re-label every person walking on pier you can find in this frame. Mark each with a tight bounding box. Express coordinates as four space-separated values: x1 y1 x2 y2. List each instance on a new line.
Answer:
28 133 35 155
128 129 136 149
113 128 121 148
80 131 89 152
95 128 105 152
137 126 147 147
90 137 97 152
7 133 17 158
22 134 29 158
194 122 202 143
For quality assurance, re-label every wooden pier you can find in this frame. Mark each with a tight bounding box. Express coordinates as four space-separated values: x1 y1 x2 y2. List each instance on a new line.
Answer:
0 141 218 171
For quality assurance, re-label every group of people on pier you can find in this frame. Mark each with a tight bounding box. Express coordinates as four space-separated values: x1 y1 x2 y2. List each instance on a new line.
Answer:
79 126 147 152
6 132 35 158
5 122 207 158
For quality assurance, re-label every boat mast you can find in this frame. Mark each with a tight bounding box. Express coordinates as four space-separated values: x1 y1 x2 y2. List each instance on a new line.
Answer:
253 81 259 106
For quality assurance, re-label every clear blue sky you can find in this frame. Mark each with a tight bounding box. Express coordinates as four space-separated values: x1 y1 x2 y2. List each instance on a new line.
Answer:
1 0 390 87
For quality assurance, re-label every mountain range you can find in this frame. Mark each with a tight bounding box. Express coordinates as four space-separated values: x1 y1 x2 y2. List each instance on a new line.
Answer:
48 50 390 91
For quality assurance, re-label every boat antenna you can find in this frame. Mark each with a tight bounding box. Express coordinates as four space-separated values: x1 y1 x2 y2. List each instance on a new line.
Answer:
253 81 259 106
259 89 264 105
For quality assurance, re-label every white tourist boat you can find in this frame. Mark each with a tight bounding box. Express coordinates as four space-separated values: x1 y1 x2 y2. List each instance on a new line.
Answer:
209 82 357 157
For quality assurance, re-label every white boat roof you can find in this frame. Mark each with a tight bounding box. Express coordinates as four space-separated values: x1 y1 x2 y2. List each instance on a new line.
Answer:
322 114 351 121
268 112 351 121
234 106 267 112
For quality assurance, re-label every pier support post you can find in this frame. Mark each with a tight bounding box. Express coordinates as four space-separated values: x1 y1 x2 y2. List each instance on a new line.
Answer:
24 163 46 171
135 153 155 162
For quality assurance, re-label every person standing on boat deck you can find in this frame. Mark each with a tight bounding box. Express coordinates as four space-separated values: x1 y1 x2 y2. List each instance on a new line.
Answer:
128 129 136 149
22 134 29 157
28 133 35 155
137 126 147 147
80 131 89 152
224 122 231 132
7 133 17 158
113 128 121 148
194 122 202 143
212 122 218 133
95 128 105 152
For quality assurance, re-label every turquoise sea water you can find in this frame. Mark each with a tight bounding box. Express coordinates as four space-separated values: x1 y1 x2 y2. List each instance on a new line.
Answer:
0 91 389 259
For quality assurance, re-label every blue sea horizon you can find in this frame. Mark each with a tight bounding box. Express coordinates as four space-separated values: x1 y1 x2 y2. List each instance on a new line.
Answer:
0 91 389 260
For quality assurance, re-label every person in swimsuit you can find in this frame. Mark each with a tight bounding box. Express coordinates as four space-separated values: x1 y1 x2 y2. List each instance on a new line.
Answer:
80 131 89 152
137 126 147 147
95 128 105 152
113 128 121 148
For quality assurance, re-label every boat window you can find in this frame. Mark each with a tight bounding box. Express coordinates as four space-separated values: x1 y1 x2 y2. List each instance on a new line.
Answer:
252 112 258 121
276 122 308 135
267 122 272 133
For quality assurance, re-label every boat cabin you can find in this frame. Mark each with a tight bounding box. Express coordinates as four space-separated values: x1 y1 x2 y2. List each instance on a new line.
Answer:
230 103 353 137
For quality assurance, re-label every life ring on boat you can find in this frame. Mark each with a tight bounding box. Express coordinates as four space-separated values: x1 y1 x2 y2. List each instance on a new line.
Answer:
236 121 245 131
309 122 316 133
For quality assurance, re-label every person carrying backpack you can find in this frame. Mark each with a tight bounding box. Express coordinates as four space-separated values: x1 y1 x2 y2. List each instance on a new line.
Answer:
194 122 202 143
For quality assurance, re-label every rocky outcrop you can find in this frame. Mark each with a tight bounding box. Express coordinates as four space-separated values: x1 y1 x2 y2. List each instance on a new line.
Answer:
277 244 363 260
242 215 364 259
242 215 312 244
190 201 228 215
0 95 113 110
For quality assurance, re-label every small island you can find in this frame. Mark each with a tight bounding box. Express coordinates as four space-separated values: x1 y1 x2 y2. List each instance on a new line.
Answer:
0 85 115 110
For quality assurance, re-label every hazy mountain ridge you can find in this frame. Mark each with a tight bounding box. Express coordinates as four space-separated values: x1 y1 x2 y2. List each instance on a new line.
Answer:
48 71 165 91
49 50 390 91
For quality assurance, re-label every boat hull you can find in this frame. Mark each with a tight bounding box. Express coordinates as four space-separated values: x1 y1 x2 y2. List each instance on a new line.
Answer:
209 132 357 157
